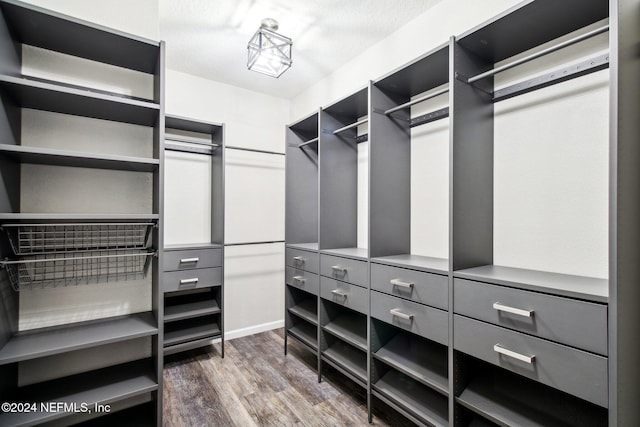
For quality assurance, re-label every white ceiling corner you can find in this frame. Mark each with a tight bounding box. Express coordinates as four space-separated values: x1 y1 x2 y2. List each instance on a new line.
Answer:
159 0 444 99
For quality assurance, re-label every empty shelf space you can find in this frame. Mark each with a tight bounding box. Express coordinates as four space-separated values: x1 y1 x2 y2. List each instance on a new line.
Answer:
456 369 607 427
321 247 368 261
0 359 157 427
286 242 319 251
0 312 157 365
0 75 159 126
323 341 367 383
163 319 221 347
164 300 221 323
288 322 318 350
454 264 608 303
374 332 448 395
164 336 220 356
288 299 318 324
371 254 449 275
323 312 367 351
0 144 159 172
373 369 448 427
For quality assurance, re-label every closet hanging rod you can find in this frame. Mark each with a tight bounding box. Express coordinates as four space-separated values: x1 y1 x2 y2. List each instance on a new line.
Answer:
384 87 449 115
298 137 318 148
165 136 220 148
467 24 609 84
333 118 368 135
225 146 285 156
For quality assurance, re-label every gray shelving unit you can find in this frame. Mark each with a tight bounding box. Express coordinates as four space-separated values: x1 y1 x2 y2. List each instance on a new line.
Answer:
0 0 164 425
162 116 225 358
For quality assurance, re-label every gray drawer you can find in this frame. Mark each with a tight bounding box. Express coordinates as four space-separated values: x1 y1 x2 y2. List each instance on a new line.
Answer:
320 254 368 287
371 291 448 346
286 248 319 274
371 263 448 310
320 277 368 315
163 267 222 293
164 248 222 271
454 315 607 408
454 279 607 355
286 267 319 296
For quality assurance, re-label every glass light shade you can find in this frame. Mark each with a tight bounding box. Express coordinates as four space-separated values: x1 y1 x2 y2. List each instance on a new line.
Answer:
247 27 292 78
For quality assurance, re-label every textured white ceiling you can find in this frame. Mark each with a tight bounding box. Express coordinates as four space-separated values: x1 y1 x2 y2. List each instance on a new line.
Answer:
159 0 444 99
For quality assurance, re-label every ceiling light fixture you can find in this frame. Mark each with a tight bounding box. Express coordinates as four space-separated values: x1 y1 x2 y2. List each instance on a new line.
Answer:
247 18 292 78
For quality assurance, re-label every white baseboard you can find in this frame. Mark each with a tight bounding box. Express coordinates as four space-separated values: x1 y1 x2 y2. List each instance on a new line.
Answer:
225 319 284 341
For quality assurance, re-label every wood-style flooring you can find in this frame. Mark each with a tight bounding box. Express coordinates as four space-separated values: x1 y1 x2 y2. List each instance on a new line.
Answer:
163 329 415 427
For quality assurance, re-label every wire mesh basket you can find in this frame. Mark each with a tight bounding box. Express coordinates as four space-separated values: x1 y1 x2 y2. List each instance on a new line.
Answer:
1 223 154 255
1 249 155 291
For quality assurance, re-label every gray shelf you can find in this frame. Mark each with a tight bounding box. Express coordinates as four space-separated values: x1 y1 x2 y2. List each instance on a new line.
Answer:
286 242 319 251
163 337 220 356
288 299 318 325
373 369 448 427
0 144 159 172
0 312 157 365
164 300 220 323
164 322 221 347
288 322 318 350
0 213 159 221
165 114 223 135
454 264 608 303
322 340 367 383
371 254 449 275
323 312 367 351
374 332 448 395
164 243 222 251
0 360 157 427
0 75 160 126
320 247 368 261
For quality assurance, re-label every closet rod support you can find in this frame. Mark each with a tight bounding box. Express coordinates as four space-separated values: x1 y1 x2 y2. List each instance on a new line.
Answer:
332 118 368 135
384 86 449 115
467 24 609 83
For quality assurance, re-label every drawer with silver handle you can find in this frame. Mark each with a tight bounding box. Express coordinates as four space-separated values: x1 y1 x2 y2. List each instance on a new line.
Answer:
286 248 319 274
453 278 607 355
164 248 222 271
320 277 368 314
286 267 319 296
371 290 448 345
454 315 607 408
371 263 448 310
320 254 368 287
163 267 222 293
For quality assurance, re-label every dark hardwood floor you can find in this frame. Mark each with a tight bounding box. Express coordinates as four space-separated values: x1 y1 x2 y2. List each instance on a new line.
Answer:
163 329 416 426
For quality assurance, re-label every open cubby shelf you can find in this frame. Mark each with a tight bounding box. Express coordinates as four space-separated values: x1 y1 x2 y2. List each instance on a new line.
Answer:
322 340 367 384
163 318 221 347
323 312 367 351
320 247 368 261
288 321 318 350
371 254 448 275
288 298 318 325
164 299 221 323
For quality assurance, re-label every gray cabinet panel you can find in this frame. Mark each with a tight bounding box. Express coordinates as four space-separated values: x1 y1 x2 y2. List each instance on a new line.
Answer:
454 315 607 408
285 267 319 296
320 254 368 287
163 267 222 293
371 263 448 310
371 291 448 346
454 278 607 355
320 277 368 315
164 248 222 272
286 248 319 274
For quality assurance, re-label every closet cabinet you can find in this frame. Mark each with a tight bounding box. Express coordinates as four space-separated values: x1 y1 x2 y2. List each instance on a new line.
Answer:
0 0 164 425
163 115 224 357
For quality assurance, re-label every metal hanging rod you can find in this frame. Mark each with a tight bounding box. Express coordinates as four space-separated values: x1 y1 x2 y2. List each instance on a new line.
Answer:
333 118 368 135
384 87 449 115
298 137 318 148
165 136 220 148
225 146 285 156
467 24 609 84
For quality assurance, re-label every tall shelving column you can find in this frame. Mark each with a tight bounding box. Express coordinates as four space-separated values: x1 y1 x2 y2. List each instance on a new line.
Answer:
0 0 164 425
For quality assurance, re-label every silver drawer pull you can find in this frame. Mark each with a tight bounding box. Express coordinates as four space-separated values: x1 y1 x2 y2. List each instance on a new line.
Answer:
180 278 199 285
389 308 414 321
493 302 534 318
493 344 535 364
180 257 199 263
390 279 413 289
293 275 306 284
293 256 306 263
331 289 347 297
331 265 346 273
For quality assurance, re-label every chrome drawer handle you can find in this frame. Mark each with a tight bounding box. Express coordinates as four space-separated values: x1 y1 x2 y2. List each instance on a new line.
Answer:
293 275 306 284
180 278 199 285
493 344 535 364
493 302 534 318
331 265 346 273
389 308 413 321
293 256 306 263
331 289 347 298
390 279 413 289
180 257 199 263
